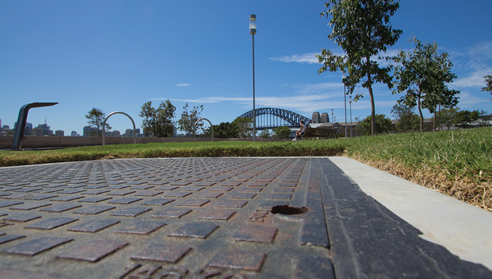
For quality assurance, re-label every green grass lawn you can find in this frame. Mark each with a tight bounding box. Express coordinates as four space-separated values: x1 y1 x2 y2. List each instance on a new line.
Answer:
1 127 490 210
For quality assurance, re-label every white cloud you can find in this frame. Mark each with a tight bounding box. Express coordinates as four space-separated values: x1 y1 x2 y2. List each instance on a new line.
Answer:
452 67 492 88
454 92 490 108
269 53 319 64
176 84 191 87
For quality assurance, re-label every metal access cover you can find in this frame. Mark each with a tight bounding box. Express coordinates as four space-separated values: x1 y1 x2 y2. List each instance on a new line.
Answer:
0 158 490 279
0 158 332 279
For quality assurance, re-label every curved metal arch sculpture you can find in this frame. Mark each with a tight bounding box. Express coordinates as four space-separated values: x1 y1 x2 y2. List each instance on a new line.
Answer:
102 111 137 146
239 107 310 128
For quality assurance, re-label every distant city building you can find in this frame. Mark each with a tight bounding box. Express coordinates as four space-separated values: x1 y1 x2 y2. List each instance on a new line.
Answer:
31 127 43 136
321 113 329 123
34 123 53 136
105 130 121 137
312 112 321 123
83 126 99 136
55 130 64 137
123 128 142 137
2 125 9 130
71 131 78 137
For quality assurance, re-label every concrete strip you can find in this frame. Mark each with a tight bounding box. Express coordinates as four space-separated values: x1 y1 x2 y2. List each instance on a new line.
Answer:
330 156 492 271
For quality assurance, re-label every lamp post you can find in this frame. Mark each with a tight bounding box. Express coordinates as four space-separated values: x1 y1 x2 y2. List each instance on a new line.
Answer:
349 95 353 137
343 75 347 138
250 14 257 142
331 109 334 124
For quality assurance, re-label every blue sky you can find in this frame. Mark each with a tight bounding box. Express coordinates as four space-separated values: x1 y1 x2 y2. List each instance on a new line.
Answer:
1 0 491 135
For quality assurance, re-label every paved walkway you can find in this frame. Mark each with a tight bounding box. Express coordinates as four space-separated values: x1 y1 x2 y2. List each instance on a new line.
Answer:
0 157 490 279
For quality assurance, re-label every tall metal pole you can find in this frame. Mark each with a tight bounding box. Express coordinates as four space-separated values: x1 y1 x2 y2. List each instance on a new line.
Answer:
252 34 256 141
344 79 347 137
350 96 353 137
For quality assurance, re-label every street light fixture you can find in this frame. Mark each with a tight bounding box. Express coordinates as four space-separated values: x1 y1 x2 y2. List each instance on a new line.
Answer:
250 14 257 142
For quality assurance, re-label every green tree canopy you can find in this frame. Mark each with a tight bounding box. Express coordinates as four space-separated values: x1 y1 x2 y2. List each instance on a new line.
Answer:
232 117 253 139
317 0 402 135
482 75 492 100
139 100 176 137
391 102 419 132
392 38 459 132
204 122 239 138
357 114 392 136
273 126 291 139
85 108 111 137
177 103 203 137
258 129 271 139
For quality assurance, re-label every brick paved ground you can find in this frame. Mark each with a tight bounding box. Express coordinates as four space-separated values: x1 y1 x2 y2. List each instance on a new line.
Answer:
0 158 490 279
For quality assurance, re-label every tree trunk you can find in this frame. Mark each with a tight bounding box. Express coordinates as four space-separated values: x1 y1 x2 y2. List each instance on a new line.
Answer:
366 63 376 136
418 92 423 132
433 104 437 132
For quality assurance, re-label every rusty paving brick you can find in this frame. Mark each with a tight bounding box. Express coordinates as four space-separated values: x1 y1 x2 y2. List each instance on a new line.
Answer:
162 191 192 198
207 250 266 271
50 195 85 202
196 209 236 221
238 187 263 193
108 197 143 204
142 198 175 206
114 220 166 235
25 217 79 230
131 244 191 263
176 199 210 207
215 200 248 209
3 214 42 222
107 190 136 196
2 237 73 256
228 193 257 200
168 222 219 239
9 202 51 211
78 196 112 203
111 207 152 217
152 208 192 219
25 194 58 201
209 186 233 192
231 226 278 243
57 189 85 194
58 239 128 262
83 189 110 195
0 201 23 208
41 203 82 213
73 205 116 215
264 193 292 200
193 192 223 199
134 190 163 197
0 234 25 245
68 219 120 233
194 182 216 187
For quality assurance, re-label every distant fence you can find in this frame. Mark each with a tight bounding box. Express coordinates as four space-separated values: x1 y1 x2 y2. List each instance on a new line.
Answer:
0 136 277 149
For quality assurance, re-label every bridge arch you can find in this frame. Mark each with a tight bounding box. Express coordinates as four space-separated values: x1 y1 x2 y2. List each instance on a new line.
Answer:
239 107 310 130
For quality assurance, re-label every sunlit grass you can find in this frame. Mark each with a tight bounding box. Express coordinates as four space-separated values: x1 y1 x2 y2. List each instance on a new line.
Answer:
1 128 490 210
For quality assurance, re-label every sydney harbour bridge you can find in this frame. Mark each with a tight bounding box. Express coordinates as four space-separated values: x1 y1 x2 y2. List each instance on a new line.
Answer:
238 107 311 130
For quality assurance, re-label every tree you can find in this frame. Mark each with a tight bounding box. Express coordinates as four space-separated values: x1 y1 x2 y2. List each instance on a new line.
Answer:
232 117 253 138
139 100 176 137
177 103 203 137
482 75 492 100
204 122 238 138
85 108 111 137
392 38 459 132
357 114 392 136
456 109 480 128
273 126 291 139
437 107 459 130
391 102 419 132
258 129 271 139
317 0 402 136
